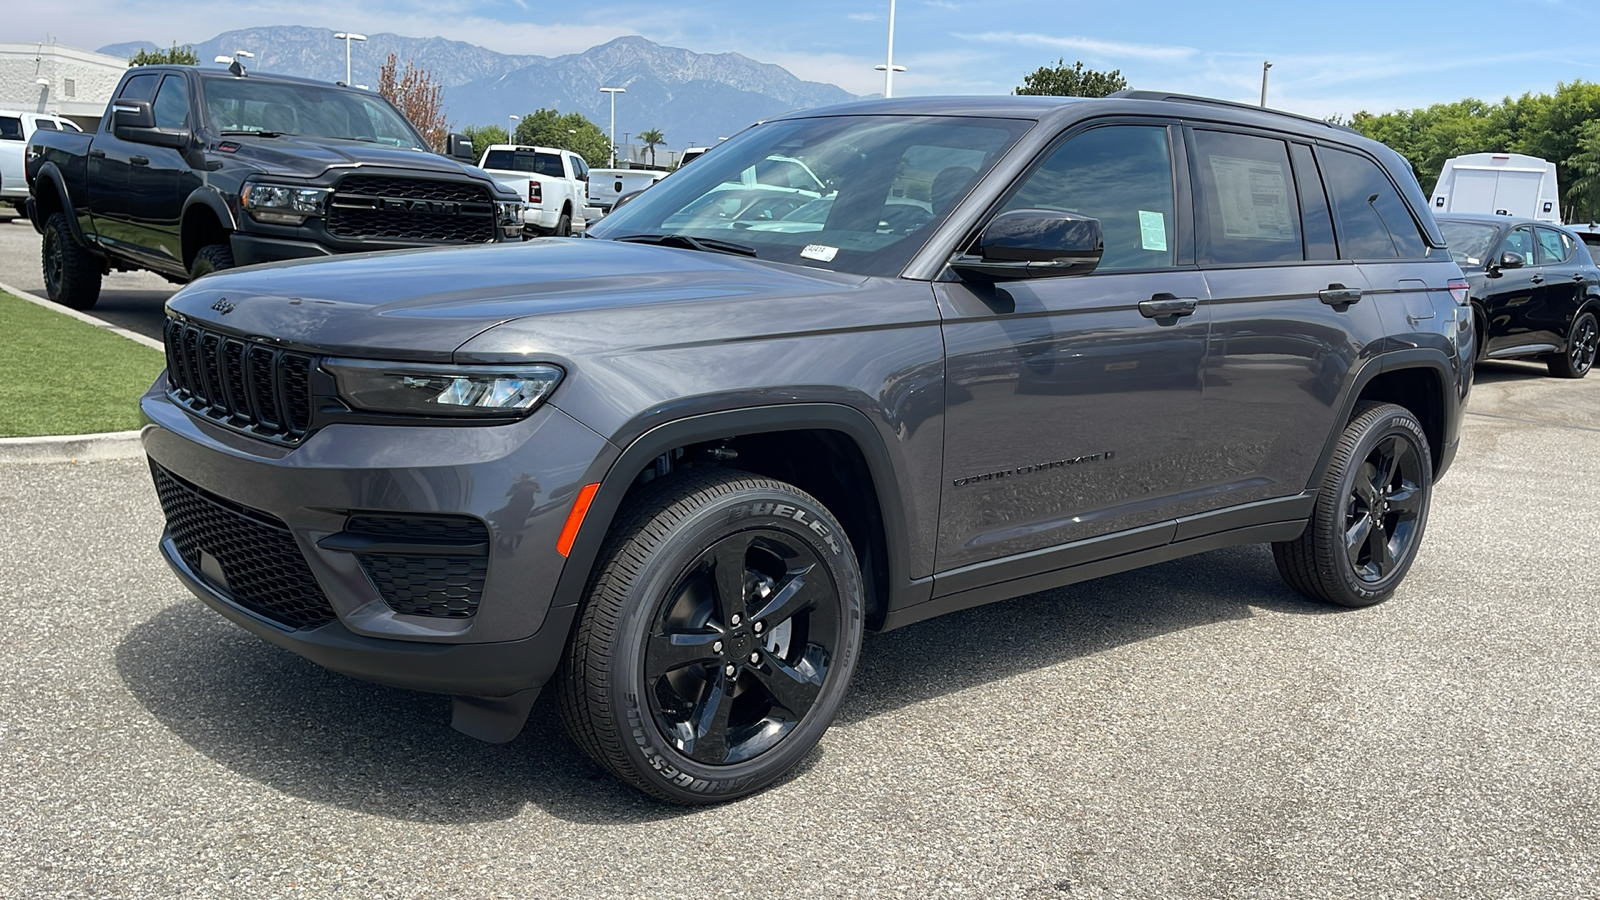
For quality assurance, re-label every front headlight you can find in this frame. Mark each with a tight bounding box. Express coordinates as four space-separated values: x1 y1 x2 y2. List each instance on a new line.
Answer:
495 200 524 227
241 182 331 225
323 359 563 418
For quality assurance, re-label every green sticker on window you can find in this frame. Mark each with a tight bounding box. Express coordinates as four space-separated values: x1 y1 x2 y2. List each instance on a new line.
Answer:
1139 210 1168 252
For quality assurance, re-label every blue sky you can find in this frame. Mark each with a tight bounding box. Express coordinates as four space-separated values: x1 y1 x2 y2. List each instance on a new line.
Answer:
16 0 1600 118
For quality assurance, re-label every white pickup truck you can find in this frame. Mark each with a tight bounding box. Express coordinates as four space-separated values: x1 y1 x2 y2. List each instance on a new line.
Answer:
477 144 593 236
1 110 81 215
586 167 667 212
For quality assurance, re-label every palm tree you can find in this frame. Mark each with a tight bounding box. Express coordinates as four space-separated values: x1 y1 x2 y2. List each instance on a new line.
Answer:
639 128 665 168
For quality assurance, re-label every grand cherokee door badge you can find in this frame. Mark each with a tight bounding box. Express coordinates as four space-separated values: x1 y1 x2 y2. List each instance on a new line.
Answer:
953 451 1116 487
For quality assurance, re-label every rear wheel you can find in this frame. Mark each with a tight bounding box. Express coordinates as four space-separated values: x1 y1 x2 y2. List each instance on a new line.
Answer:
1548 310 1598 378
189 243 235 280
557 469 864 803
41 212 102 310
1273 402 1433 608
555 209 572 237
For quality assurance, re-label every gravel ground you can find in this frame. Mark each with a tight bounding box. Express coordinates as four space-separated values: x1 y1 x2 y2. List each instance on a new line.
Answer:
2 360 1596 898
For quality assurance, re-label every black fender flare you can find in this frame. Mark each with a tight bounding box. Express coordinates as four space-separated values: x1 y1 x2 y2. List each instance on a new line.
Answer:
181 188 238 235
28 162 96 251
547 403 928 620
1307 348 1457 491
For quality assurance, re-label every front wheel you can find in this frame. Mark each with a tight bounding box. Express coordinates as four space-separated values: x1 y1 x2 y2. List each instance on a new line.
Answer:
189 243 235 280
1548 310 1598 378
1273 402 1433 608
557 469 864 803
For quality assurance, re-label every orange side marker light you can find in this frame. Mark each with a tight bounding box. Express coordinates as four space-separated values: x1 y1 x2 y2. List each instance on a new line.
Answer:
556 483 601 557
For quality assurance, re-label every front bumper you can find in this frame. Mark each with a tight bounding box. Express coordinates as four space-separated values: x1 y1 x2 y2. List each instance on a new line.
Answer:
141 379 617 697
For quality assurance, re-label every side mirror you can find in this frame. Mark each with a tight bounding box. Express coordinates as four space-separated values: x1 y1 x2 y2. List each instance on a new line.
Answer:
950 209 1104 281
446 132 474 161
112 99 189 149
1498 250 1526 269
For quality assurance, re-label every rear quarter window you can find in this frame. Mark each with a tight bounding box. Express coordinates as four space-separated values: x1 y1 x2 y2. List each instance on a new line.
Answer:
1319 147 1428 259
0 117 22 141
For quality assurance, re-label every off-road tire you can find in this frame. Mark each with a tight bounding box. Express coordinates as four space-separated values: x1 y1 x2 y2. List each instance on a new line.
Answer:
556 469 864 804
189 243 235 280
1548 310 1598 378
1273 402 1433 608
41 212 102 310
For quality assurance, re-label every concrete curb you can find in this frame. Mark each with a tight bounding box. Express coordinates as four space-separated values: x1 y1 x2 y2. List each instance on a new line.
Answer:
0 279 157 463
0 430 144 464
0 278 165 351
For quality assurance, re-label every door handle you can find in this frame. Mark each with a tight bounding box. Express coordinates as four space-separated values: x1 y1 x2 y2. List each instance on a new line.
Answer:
1573 273 1587 282
88 149 106 159
130 156 149 166
1530 274 1545 285
1319 284 1363 306
1138 294 1198 319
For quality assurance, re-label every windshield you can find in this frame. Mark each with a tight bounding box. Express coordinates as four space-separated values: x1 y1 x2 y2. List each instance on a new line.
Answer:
199 77 428 149
589 114 1033 278
1438 220 1502 268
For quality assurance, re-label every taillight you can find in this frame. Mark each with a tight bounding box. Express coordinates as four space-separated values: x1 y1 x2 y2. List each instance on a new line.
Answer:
1448 278 1470 305
528 181 541 204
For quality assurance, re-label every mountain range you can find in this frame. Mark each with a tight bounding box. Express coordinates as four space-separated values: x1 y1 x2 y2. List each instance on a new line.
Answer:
99 28 864 156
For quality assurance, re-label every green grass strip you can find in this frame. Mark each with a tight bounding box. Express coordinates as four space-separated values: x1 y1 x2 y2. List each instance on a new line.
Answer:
0 292 165 438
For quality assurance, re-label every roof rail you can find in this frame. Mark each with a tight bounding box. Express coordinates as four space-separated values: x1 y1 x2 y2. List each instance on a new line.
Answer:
1106 90 1356 133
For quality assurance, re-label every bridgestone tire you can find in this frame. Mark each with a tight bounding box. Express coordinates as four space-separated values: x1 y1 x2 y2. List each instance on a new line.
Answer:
189 243 235 280
1273 402 1433 608
557 469 864 804
1548 310 1598 379
41 212 102 310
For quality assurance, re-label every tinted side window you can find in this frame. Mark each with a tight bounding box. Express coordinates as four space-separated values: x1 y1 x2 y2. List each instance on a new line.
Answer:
0 117 24 141
1290 143 1338 261
34 119 59 132
1319 147 1428 259
152 75 190 130
1003 125 1175 271
1192 130 1302 265
1501 226 1536 264
1535 227 1572 265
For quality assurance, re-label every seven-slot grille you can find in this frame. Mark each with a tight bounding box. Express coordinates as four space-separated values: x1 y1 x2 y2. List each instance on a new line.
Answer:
151 463 337 631
325 175 497 243
162 317 313 443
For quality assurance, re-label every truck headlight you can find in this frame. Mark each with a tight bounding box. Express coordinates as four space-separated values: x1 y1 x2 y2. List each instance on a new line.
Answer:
323 359 562 418
241 182 331 225
495 200 524 227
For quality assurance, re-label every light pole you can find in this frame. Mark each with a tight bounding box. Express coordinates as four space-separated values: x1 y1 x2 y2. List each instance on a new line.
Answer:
874 0 906 98
333 32 366 87
509 114 520 142
1260 60 1272 108
599 86 625 167
214 50 254 74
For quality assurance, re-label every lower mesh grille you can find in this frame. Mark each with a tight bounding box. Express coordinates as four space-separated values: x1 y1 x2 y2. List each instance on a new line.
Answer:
151 464 337 630
345 514 490 619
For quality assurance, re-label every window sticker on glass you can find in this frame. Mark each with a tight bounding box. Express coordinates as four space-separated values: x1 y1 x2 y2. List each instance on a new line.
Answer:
801 244 839 262
1138 210 1168 252
1208 155 1295 242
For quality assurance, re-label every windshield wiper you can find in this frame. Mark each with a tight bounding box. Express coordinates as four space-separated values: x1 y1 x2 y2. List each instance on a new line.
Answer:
219 130 284 138
611 233 759 258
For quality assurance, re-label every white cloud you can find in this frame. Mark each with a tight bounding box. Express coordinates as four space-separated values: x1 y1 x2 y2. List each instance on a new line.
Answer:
964 31 1199 63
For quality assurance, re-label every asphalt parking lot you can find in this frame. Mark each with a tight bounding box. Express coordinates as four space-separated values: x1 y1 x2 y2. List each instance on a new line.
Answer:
0 215 171 341
3 226 1599 897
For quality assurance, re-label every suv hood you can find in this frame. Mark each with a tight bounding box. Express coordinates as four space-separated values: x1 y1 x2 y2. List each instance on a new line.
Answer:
218 135 508 192
164 238 867 362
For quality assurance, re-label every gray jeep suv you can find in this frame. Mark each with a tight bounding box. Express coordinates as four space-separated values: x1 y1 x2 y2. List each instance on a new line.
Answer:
142 92 1473 803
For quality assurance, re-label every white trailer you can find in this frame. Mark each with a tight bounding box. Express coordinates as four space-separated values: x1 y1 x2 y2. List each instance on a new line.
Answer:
1430 153 1561 224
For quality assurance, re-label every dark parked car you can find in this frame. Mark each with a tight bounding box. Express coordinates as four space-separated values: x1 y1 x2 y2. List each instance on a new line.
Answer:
1437 214 1600 377
142 92 1473 803
24 64 523 310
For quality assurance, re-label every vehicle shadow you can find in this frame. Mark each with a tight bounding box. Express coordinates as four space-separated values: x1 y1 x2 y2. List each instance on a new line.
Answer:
115 543 1335 824
1472 359 1554 384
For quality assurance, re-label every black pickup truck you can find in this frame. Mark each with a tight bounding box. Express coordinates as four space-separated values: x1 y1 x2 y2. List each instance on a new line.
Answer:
25 64 523 309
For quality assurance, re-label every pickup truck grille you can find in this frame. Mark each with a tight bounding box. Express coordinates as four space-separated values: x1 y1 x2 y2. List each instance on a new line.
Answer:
326 175 497 243
163 317 314 443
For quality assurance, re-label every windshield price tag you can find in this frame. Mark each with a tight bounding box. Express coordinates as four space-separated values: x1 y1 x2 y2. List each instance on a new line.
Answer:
801 244 839 263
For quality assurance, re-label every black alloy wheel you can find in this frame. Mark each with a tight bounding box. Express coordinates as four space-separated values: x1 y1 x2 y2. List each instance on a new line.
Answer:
41 211 102 310
1550 310 1598 378
558 469 863 803
645 530 839 766
1274 402 1433 607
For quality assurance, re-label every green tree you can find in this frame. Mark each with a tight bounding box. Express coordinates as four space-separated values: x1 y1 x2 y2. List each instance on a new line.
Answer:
510 108 610 167
1015 59 1128 98
638 128 666 168
1564 119 1600 223
460 124 509 156
129 42 199 66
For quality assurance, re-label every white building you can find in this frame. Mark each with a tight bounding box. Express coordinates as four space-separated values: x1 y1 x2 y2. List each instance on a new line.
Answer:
0 42 129 132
